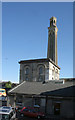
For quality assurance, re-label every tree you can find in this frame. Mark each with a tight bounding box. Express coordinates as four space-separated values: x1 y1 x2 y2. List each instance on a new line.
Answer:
5 81 12 88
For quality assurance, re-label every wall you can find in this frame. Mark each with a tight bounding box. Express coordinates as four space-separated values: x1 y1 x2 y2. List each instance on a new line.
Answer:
49 62 60 80
20 61 49 83
22 97 33 107
46 98 74 118
61 99 74 118
20 60 60 83
47 99 53 114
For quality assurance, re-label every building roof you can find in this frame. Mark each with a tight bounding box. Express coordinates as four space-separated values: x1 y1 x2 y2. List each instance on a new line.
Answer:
8 79 75 97
19 58 60 69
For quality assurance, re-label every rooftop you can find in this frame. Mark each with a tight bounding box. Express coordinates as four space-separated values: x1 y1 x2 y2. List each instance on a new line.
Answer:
8 79 75 97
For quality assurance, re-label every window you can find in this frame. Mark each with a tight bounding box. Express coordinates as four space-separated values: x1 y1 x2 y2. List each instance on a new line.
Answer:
50 20 53 26
37 65 45 82
53 32 54 35
39 67 43 81
34 98 40 106
52 69 54 76
54 20 55 23
16 95 22 104
55 69 58 79
39 76 42 81
23 109 28 112
39 67 43 75
56 69 58 73
25 77 29 81
25 68 29 75
50 33 51 36
41 99 45 107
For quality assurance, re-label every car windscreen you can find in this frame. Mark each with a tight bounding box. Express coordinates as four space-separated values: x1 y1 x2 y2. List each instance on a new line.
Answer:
0 90 5 93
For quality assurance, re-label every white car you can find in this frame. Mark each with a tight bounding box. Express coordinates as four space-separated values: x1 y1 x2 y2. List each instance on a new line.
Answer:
0 106 16 120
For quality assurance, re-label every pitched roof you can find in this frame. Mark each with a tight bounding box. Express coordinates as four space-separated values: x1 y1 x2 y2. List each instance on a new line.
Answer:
8 79 75 97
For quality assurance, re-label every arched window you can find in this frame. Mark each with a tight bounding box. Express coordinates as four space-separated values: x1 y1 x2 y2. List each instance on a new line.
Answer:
37 65 45 82
25 68 29 75
52 69 54 76
53 32 54 35
54 20 55 23
39 67 43 75
52 66 55 76
56 69 58 73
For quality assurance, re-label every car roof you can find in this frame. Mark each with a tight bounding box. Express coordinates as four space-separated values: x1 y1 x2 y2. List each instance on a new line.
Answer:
0 106 12 115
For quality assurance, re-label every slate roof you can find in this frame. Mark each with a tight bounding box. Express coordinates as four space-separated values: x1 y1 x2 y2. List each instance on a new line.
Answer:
8 79 75 97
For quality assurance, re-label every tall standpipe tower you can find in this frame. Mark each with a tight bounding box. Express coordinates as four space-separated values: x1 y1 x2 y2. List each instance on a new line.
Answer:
47 16 58 65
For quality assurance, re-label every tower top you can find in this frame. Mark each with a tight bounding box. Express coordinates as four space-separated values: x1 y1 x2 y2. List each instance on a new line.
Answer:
50 16 57 27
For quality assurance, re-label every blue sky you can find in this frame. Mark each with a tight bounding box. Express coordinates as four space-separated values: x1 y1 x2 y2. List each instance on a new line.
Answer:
2 2 73 83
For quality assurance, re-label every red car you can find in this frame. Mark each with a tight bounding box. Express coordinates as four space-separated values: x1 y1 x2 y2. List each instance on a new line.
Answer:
20 107 45 119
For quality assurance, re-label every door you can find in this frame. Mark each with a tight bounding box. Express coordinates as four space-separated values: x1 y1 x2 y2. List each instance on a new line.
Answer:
54 102 60 115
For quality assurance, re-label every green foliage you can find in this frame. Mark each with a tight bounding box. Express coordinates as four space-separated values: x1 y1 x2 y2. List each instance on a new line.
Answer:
5 81 12 88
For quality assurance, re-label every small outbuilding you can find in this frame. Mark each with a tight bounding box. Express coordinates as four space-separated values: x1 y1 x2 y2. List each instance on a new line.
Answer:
8 78 75 119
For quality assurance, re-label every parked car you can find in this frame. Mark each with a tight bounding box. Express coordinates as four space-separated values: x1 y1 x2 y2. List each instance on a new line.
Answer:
20 106 45 119
0 106 16 120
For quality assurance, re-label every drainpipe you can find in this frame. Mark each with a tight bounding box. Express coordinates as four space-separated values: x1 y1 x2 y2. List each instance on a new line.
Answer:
14 94 16 108
7 95 10 106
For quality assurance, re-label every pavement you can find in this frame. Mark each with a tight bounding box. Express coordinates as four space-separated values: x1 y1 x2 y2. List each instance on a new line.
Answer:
16 116 75 120
16 116 46 120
